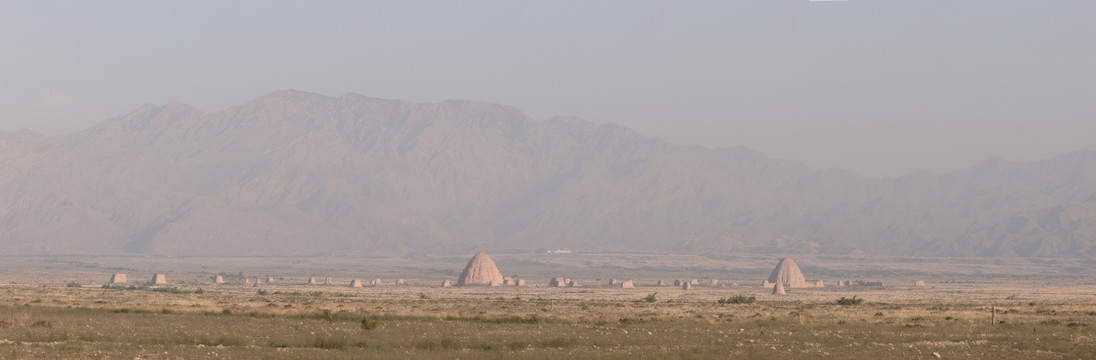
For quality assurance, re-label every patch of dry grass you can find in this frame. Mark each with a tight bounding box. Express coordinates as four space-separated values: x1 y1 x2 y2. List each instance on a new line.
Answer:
2 254 1095 358
0 284 1093 359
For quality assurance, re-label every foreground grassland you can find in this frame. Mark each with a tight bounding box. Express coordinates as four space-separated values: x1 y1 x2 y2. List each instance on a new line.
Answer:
0 285 1094 359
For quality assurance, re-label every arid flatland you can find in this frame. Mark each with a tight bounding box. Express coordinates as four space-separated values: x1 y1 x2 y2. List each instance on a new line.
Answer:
0 254 1094 359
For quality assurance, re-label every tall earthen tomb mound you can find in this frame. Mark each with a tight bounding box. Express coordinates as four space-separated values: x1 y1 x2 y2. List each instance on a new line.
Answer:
767 257 808 287
456 252 504 286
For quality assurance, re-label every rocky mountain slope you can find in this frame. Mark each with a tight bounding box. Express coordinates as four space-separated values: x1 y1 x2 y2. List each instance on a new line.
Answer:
0 90 1093 257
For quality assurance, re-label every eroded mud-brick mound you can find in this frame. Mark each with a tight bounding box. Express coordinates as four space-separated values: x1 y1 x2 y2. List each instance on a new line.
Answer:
767 257 807 287
456 252 504 286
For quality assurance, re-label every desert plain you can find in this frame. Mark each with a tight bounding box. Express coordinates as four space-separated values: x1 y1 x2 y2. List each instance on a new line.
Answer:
0 252 1094 359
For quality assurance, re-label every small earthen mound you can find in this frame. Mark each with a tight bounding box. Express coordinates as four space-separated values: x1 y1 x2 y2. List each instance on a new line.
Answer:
915 280 926 287
350 279 363 288
515 279 526 286
109 273 127 284
214 275 224 284
549 277 565 287
150 274 167 285
441 279 451 288
620 280 634 289
682 282 692 290
657 279 666 286
772 282 786 295
307 277 318 285
396 279 406 285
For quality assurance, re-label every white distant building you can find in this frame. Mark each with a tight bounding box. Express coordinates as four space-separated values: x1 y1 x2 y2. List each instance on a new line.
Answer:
546 249 573 254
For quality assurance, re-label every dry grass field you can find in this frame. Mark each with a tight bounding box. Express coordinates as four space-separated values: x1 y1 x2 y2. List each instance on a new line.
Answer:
1 253 1095 359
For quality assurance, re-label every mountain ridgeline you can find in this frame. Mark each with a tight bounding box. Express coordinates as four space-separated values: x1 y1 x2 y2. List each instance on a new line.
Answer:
0 90 1093 258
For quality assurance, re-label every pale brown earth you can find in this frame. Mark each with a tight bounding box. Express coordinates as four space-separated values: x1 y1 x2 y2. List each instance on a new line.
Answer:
0 253 1095 359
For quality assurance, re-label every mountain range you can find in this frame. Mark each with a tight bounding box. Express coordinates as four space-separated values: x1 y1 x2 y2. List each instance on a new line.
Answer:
1 90 1093 258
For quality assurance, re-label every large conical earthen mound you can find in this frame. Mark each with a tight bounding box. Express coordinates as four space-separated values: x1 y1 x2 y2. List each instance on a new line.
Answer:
767 257 807 287
456 252 504 286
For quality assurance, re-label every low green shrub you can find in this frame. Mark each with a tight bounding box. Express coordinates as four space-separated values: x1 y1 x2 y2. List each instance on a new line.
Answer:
361 317 378 330
836 296 864 306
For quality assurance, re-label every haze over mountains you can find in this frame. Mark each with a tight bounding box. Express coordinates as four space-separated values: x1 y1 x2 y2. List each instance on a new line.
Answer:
1 90 1093 258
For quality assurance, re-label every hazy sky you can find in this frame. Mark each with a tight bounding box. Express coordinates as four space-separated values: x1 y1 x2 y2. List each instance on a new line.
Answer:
1 1 1093 177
